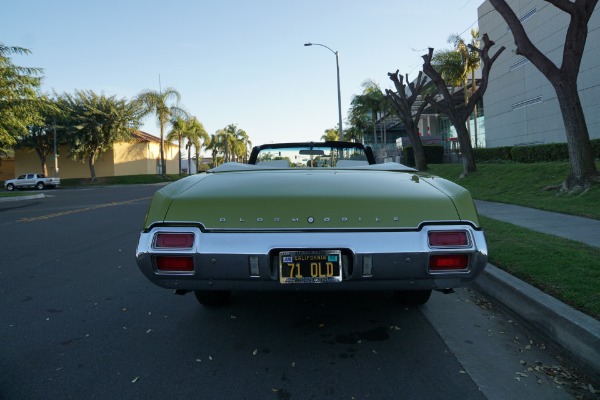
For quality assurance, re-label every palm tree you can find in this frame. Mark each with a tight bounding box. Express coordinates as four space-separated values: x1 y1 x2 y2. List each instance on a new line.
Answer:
136 87 186 176
217 124 246 162
346 107 369 143
166 116 186 175
183 117 209 173
448 30 482 146
215 128 232 163
349 80 396 162
207 133 225 167
431 49 466 91
343 126 363 143
234 128 250 163
321 128 339 142
350 80 384 146
434 31 482 147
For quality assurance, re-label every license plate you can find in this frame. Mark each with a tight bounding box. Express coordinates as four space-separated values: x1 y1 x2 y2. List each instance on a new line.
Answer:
279 250 342 284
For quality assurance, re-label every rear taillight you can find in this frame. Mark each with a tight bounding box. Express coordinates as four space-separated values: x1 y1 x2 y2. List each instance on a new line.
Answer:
155 233 194 248
155 256 194 272
428 231 469 247
429 254 469 271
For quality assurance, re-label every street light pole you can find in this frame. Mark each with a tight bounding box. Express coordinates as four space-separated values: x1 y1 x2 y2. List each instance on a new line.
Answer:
304 42 344 141
53 118 59 177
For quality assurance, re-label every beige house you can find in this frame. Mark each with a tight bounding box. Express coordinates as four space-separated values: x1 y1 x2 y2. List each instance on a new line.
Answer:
13 131 180 179
0 152 16 182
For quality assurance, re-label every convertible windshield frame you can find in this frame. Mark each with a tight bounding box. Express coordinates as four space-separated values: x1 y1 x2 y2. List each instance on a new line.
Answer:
248 141 376 167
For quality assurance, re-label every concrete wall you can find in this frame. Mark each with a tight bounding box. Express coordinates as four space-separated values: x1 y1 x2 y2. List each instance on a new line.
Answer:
478 0 600 147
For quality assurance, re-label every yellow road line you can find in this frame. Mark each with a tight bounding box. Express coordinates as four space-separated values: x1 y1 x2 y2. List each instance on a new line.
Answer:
18 196 153 223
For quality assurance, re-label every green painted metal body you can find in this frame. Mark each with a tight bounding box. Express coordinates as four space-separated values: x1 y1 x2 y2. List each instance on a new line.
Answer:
143 167 480 231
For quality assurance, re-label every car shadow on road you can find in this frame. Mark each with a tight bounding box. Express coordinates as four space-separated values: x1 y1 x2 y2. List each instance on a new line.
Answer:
143 290 486 400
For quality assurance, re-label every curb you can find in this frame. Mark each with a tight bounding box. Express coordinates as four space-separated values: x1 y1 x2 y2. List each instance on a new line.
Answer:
0 193 45 202
473 264 600 383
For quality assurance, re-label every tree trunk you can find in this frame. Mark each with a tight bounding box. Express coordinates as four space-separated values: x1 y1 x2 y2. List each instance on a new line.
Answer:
40 156 47 176
88 154 97 182
411 131 427 171
178 135 182 176
464 81 471 141
472 70 479 148
35 148 48 176
187 141 192 175
372 112 377 147
455 123 476 177
488 0 599 192
473 104 479 148
159 122 166 177
405 119 427 171
554 78 599 191
386 70 430 171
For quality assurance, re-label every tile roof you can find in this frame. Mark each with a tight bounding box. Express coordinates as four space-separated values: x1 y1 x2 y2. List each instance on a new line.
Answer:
132 130 161 143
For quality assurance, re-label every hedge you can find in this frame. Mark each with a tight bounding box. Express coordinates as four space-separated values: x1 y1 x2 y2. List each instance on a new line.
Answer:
403 145 444 166
473 146 513 162
473 138 600 163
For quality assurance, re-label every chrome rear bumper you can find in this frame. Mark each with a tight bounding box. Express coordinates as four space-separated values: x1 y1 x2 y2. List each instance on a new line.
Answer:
135 225 488 291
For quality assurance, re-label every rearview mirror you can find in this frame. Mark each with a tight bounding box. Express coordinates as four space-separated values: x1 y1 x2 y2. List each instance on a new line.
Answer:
299 149 325 156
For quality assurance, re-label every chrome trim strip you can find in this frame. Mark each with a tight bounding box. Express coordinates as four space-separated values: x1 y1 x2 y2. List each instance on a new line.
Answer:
145 220 482 233
138 225 485 256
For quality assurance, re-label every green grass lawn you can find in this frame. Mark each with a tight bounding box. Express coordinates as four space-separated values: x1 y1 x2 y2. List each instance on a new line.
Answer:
428 162 600 220
428 162 600 319
481 216 600 320
0 191 42 198
59 174 182 187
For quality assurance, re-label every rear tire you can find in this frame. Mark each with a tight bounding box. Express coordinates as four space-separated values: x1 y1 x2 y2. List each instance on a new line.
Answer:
194 290 231 307
394 290 432 305
36 182 45 190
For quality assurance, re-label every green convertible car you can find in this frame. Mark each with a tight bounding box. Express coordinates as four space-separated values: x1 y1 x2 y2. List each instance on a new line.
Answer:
135 141 488 307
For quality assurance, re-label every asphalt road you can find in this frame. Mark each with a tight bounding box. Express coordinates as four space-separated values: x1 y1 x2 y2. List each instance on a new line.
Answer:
0 185 580 400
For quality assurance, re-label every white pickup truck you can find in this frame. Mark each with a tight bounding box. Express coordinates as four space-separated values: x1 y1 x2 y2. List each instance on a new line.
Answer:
4 173 61 191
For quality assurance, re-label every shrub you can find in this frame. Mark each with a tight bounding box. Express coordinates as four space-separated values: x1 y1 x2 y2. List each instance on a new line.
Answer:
474 146 513 162
403 145 444 166
511 143 569 163
592 138 600 159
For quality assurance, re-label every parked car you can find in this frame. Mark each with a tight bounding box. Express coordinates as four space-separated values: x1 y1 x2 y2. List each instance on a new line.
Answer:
4 173 60 191
135 142 488 307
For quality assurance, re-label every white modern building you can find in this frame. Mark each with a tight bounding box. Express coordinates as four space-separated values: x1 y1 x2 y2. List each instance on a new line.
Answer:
478 0 600 147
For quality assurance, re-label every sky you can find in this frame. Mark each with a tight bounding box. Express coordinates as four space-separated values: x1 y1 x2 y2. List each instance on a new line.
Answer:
3 0 483 150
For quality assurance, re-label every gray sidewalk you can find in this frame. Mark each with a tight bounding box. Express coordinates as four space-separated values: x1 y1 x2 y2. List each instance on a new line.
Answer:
473 200 600 383
475 200 600 248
